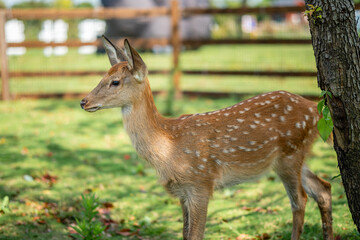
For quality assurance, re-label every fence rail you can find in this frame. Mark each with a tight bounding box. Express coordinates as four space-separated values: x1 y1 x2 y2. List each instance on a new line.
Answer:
3 2 357 100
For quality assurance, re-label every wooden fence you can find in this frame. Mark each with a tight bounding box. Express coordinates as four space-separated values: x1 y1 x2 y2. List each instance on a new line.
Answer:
1 2 358 100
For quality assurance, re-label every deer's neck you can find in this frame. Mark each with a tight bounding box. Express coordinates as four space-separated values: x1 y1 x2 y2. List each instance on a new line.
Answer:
121 81 172 167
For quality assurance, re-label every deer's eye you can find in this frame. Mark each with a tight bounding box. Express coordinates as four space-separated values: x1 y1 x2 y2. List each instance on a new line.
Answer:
111 80 120 86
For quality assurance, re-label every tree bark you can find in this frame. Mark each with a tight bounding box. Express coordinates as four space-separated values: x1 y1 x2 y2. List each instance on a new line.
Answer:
305 0 360 232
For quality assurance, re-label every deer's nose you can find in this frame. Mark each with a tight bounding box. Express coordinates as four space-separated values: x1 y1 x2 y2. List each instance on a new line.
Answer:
80 99 88 109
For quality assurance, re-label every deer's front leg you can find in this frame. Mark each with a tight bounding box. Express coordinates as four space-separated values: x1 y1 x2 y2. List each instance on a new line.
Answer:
181 190 210 240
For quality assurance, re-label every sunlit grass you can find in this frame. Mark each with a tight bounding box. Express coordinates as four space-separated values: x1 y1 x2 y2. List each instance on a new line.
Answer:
0 97 358 239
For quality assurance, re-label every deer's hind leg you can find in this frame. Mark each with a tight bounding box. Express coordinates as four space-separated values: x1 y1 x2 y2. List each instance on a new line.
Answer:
301 165 333 240
273 153 308 240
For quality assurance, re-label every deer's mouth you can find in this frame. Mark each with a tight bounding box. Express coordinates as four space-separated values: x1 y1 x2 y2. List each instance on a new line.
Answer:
84 104 103 112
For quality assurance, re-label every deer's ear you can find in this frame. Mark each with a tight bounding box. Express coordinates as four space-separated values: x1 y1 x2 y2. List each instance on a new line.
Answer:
123 39 148 82
102 35 128 66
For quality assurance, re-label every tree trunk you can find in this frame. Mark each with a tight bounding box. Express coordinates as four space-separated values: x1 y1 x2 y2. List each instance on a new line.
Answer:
305 0 360 232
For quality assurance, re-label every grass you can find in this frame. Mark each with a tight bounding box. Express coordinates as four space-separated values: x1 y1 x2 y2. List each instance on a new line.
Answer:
6 45 318 95
0 95 359 240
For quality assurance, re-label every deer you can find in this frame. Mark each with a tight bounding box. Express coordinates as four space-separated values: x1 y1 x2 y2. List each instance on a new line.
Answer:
80 36 333 240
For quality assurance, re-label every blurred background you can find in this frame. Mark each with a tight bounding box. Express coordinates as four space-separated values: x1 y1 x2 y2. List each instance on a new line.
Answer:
1 1 360 239
1 0 349 101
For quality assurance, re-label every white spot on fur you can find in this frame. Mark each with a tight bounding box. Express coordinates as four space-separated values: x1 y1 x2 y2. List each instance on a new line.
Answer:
308 107 313 113
270 136 278 141
296 122 301 128
202 158 207 162
313 117 317 126
250 124 257 129
195 150 200 157
184 149 192 154
198 164 205 170
305 115 310 121
254 113 261 118
249 141 256 145
280 116 285 122
237 119 245 123
224 113 230 116
287 105 293 111
271 113 277 118
302 121 306 129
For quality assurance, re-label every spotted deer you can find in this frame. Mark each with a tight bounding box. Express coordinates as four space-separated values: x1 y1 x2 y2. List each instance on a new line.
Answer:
80 36 333 240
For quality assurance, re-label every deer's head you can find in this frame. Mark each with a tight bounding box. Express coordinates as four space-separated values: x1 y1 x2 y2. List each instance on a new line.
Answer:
80 36 148 112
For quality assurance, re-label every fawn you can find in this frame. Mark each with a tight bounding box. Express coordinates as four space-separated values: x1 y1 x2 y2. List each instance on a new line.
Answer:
81 36 333 240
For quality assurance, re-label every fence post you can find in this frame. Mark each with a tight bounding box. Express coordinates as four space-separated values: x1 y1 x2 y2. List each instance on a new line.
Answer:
0 10 10 101
170 0 181 99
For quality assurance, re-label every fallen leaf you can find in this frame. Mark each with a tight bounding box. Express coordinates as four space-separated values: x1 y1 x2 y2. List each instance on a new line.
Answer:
124 154 131 160
256 233 271 240
21 147 29 155
36 173 58 187
32 216 46 224
262 233 271 240
102 202 114 209
139 185 147 193
116 228 133 236
0 138 6 145
242 206 252 211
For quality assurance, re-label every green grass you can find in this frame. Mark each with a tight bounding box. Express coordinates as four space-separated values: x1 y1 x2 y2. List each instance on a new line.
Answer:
0 96 359 240
5 45 318 95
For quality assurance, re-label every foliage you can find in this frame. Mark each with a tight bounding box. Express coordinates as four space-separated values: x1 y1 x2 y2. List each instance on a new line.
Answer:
0 196 10 214
72 194 105 240
53 0 73 9
304 4 323 24
317 90 334 142
0 0 5 9
76 2 94 8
